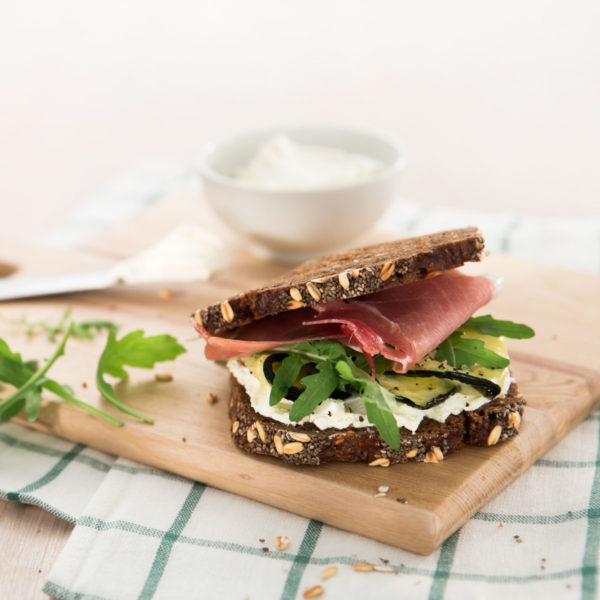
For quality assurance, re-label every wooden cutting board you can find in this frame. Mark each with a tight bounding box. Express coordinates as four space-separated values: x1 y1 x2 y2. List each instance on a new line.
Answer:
1 193 599 555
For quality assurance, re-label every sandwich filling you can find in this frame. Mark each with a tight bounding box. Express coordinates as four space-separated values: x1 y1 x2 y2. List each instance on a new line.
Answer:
227 328 512 434
196 269 534 449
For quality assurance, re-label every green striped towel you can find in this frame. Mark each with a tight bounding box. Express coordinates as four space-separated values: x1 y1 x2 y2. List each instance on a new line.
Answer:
2 406 600 599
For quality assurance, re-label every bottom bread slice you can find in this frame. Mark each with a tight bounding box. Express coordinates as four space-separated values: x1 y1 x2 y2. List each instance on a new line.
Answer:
228 376 525 466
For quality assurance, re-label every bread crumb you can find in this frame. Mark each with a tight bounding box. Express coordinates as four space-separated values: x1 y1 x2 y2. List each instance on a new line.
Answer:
275 535 290 551
303 585 324 598
154 373 173 382
321 566 338 580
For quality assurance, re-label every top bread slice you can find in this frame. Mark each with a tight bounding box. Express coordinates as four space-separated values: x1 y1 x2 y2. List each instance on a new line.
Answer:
198 227 485 335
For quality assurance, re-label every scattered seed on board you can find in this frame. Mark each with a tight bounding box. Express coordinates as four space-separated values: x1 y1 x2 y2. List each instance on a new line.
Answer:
206 393 218 405
158 288 173 300
353 563 374 572
374 565 396 573
154 373 173 382
368 458 390 467
378 485 390 494
275 535 290 551
321 566 338 580
303 585 324 599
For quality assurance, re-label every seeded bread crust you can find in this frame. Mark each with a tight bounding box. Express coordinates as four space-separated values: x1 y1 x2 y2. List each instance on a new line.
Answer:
199 227 485 334
228 376 525 466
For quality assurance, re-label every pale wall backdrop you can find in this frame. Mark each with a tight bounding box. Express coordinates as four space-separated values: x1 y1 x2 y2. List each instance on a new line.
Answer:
2 1 598 242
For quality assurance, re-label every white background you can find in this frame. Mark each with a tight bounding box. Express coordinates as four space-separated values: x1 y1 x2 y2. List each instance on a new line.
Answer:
2 1 599 241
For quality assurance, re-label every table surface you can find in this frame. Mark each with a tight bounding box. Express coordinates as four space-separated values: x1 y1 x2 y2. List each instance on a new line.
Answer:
1 184 595 599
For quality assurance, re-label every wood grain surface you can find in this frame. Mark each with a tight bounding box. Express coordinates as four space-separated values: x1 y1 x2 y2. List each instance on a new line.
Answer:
0 501 73 599
1 192 599 558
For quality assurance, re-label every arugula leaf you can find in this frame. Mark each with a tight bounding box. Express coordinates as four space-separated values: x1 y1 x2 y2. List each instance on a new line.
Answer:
96 329 186 423
0 338 33 387
24 384 44 422
0 323 75 420
436 332 509 369
0 339 40 420
435 338 455 367
0 396 25 420
464 315 535 339
268 340 400 447
350 350 392 376
72 320 117 340
336 360 400 449
269 354 308 406
3 307 117 342
0 329 123 426
289 361 339 421
273 340 349 363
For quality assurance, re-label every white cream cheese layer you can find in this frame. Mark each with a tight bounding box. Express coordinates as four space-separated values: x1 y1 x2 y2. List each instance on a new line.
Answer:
232 135 383 190
227 345 511 434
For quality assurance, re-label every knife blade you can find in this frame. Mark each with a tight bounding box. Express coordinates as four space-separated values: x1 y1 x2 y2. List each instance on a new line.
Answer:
0 269 117 301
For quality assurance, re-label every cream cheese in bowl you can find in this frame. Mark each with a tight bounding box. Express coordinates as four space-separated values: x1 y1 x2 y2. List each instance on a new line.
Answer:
200 125 404 262
233 135 384 190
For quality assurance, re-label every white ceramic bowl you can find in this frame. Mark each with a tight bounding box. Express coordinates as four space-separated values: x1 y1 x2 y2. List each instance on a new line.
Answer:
200 125 404 262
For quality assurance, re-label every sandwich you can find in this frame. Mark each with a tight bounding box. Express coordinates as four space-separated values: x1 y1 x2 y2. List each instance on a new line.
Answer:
192 227 534 466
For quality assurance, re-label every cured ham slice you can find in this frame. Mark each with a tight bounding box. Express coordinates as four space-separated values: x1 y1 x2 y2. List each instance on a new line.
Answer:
195 270 494 371
310 270 493 371
196 310 343 360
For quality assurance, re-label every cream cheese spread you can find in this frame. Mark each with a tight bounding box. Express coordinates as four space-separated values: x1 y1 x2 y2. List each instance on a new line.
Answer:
109 224 227 285
227 353 511 434
232 135 383 190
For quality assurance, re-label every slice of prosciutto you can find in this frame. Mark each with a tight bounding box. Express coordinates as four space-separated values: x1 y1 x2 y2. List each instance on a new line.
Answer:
194 270 494 372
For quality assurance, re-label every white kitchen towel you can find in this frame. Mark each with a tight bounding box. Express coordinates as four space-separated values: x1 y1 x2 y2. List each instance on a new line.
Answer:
1 407 599 599
1 164 599 599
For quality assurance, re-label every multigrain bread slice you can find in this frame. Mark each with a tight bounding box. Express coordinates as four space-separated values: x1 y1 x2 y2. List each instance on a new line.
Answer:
199 227 485 334
228 376 525 466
